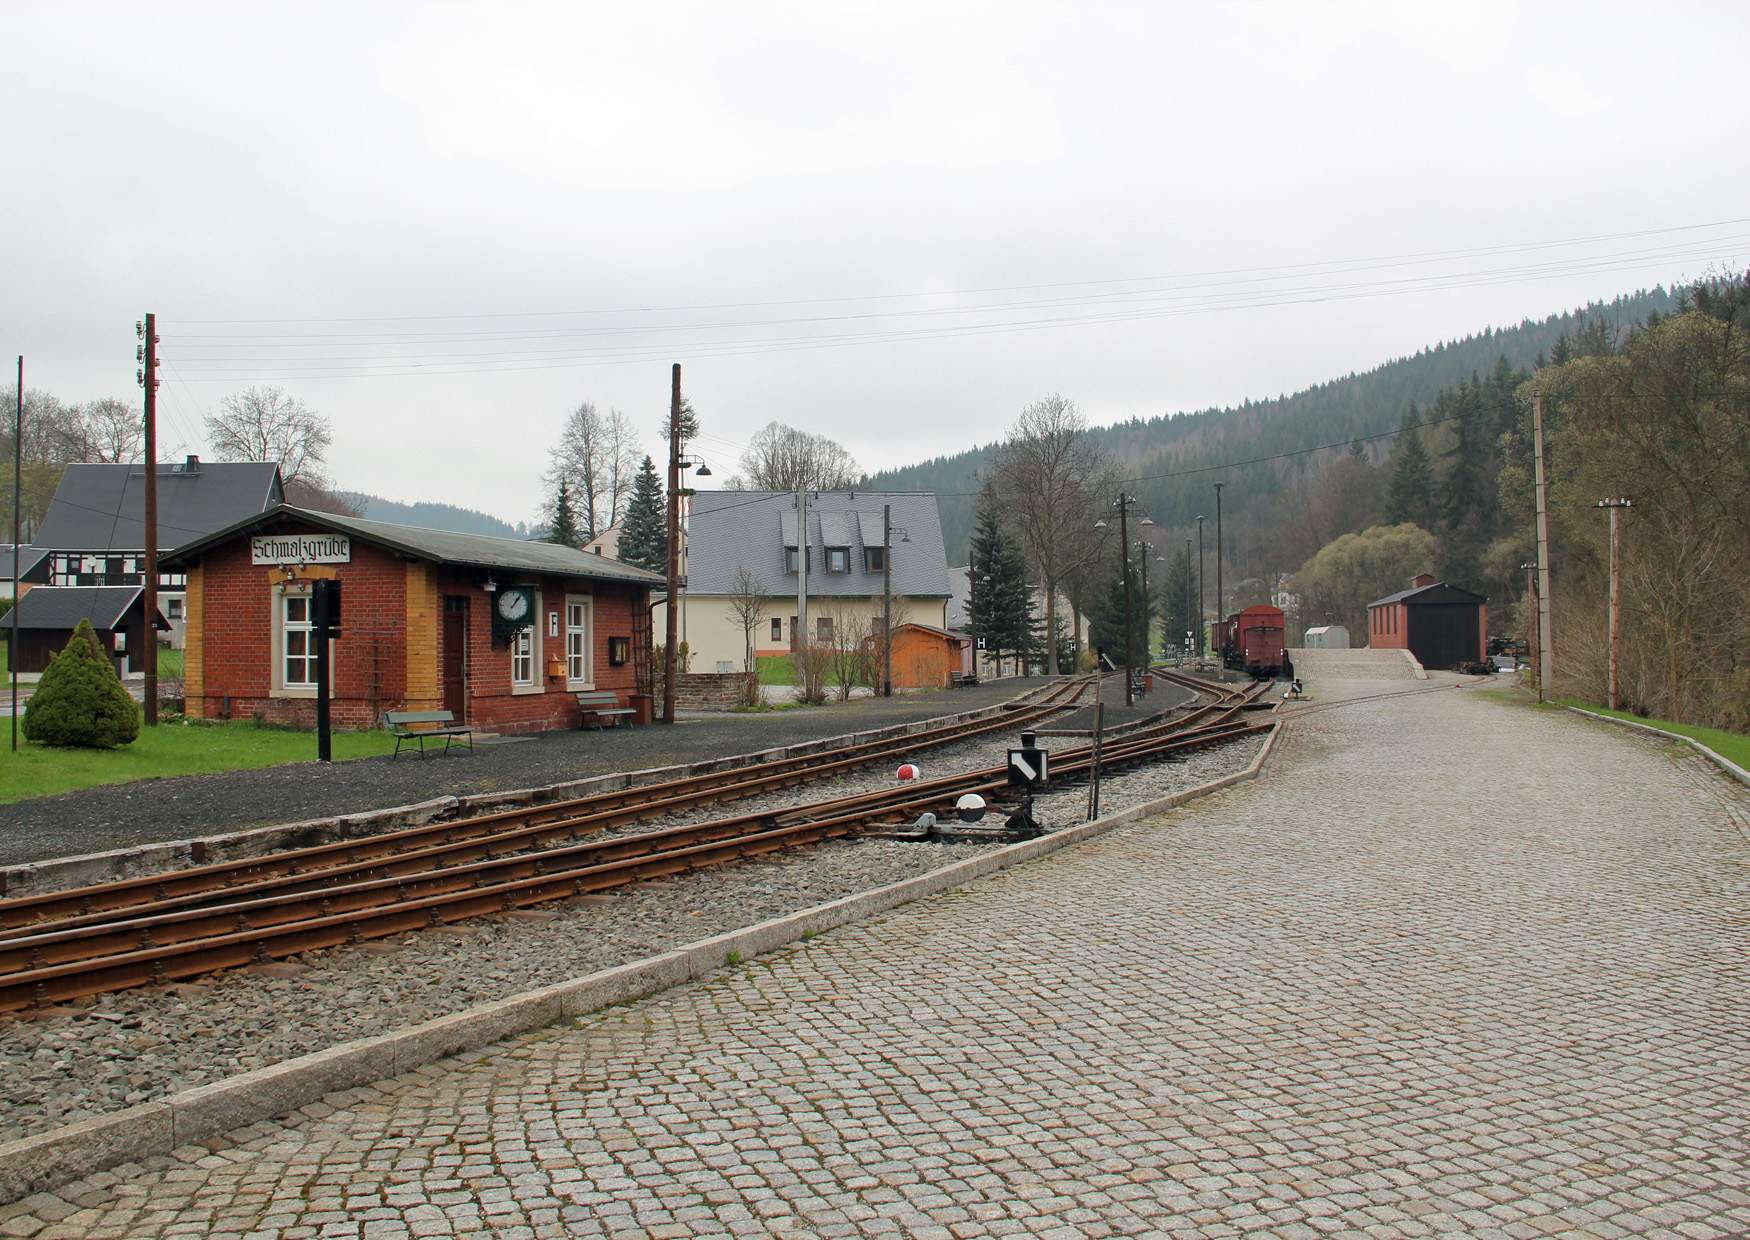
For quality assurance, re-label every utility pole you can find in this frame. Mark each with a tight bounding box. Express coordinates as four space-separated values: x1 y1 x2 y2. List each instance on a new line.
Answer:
795 486 808 664
881 503 893 696
10 356 20 751
1520 561 1539 696
1185 537 1193 659
1118 493 1134 707
1212 482 1225 632
1195 514 1205 657
967 537 979 681
1531 390 1554 701
138 315 159 726
1136 538 1151 665
1596 498 1632 710
662 363 681 724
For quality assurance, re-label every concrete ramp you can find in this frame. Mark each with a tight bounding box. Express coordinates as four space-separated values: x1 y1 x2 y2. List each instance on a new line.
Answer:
1290 646 1426 681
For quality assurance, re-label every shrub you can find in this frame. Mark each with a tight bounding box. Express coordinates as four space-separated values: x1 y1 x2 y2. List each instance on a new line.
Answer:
22 619 141 749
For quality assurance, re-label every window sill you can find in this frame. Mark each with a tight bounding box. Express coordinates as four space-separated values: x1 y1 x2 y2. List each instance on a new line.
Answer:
566 678 596 692
271 686 318 700
510 682 544 696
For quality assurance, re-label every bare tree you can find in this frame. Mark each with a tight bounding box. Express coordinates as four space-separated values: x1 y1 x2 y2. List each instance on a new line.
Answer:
727 566 768 673
78 398 142 463
824 607 873 702
992 395 1114 674
206 386 334 485
733 422 862 491
552 402 641 539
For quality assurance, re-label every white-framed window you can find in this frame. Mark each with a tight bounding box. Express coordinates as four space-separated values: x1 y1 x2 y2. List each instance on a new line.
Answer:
826 547 849 573
770 617 782 642
275 586 318 695
166 596 185 620
566 595 594 687
510 590 542 693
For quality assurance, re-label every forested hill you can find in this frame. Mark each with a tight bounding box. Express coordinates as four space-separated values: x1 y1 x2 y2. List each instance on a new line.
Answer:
338 494 528 539
868 286 1679 562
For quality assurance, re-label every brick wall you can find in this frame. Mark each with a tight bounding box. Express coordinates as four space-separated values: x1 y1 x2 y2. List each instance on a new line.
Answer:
188 540 410 728
184 531 650 734
674 672 752 710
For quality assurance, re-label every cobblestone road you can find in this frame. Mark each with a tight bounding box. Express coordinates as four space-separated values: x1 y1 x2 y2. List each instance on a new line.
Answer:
15 684 1749 1238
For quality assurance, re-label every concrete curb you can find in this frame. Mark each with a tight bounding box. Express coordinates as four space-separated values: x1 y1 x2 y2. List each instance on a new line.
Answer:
1565 707 1750 789
0 683 1058 898
0 720 1280 1205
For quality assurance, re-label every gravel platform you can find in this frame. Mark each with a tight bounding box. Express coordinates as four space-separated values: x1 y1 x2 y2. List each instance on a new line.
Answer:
0 725 1263 1145
0 679 1061 868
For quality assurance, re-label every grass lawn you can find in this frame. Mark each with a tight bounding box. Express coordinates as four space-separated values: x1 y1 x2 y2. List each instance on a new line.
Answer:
0 713 398 804
756 655 796 686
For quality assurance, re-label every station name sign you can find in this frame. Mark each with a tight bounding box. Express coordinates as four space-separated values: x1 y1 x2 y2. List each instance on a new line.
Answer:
251 533 352 565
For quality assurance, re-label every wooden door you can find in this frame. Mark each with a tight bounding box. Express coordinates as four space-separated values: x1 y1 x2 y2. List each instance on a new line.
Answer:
441 596 468 718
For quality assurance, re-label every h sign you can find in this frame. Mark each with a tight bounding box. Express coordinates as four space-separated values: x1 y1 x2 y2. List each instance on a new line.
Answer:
1007 747 1049 788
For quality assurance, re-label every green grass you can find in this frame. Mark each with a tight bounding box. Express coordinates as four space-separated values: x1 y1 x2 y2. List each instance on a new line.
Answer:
0 712 399 804
755 655 796 686
1553 698 1750 769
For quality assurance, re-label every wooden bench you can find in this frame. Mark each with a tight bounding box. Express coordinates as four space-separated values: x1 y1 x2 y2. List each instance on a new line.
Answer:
385 709 474 759
575 690 635 730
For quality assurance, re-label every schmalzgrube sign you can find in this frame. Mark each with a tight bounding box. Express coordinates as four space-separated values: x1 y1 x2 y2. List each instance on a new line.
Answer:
251 533 352 565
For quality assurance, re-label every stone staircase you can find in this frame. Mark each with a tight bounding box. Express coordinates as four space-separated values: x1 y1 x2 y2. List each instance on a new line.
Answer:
1289 646 1425 681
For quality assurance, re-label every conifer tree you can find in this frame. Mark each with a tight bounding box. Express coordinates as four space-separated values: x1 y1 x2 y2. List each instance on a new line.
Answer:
967 504 1031 675
1385 408 1435 529
1156 545 1196 655
547 477 582 547
618 455 667 572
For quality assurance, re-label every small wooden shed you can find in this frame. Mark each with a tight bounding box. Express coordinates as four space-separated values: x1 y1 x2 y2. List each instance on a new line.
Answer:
0 586 169 676
884 622 968 690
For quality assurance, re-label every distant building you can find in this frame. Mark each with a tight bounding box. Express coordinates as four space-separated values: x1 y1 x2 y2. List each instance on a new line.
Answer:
0 544 46 601
0 585 169 676
582 525 622 559
946 567 1086 678
30 458 284 648
1367 573 1488 670
659 491 952 674
1303 624 1350 649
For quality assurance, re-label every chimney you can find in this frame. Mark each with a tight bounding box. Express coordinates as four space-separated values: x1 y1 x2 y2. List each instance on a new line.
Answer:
183 454 201 473
1412 572 1437 588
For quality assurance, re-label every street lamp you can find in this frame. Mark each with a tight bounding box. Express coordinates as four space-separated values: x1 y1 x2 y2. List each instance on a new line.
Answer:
1195 515 1206 657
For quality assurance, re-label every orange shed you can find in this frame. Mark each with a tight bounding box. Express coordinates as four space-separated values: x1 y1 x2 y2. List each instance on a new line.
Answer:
883 622 968 689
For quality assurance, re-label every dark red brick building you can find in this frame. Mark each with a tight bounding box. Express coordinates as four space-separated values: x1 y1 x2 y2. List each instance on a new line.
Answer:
164 505 663 733
1367 572 1488 671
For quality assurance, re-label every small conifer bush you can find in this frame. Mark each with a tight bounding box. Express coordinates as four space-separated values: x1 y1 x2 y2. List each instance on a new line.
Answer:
21 619 141 749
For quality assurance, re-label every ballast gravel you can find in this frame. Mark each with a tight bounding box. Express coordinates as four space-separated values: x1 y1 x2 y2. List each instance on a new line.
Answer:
0 721 1262 1146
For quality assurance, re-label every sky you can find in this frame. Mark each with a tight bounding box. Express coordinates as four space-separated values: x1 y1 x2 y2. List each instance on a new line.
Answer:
5 1 1747 525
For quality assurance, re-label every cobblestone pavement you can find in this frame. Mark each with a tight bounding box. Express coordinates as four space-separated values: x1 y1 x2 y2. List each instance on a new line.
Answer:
16 683 1749 1237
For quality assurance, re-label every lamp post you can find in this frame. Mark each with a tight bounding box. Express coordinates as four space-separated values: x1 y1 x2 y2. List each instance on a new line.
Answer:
1594 498 1632 710
1212 483 1225 635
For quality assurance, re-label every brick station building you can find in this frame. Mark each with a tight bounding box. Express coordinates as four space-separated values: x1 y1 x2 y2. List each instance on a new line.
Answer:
164 505 664 733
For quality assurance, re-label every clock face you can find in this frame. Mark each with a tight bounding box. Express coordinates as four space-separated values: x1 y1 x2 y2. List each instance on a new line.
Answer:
496 589 529 621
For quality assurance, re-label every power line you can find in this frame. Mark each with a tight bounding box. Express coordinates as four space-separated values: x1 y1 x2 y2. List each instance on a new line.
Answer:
171 216 1750 325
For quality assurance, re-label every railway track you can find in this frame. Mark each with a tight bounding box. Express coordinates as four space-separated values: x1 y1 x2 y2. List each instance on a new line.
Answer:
0 671 1273 1011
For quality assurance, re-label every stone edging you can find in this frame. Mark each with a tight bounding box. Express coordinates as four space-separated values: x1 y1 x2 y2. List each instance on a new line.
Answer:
1565 706 1750 789
0 684 1057 899
0 719 1282 1205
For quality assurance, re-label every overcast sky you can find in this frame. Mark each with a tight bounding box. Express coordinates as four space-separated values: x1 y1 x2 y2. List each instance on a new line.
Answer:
6 1 1747 524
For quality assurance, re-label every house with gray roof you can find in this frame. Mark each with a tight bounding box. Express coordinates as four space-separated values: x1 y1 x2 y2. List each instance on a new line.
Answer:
662 490 953 673
31 456 284 648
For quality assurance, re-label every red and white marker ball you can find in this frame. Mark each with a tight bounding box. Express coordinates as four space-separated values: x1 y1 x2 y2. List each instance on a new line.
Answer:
896 763 922 782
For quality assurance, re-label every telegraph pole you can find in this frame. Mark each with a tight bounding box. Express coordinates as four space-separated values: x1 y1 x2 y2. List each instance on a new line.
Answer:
10 356 20 751
1520 562 1539 696
1531 390 1554 701
1184 537 1193 659
138 315 159 726
1596 498 1632 710
662 363 681 724
1212 482 1225 632
1118 493 1134 707
794 487 809 664
1136 537 1151 665
1195 515 1205 657
881 503 893 697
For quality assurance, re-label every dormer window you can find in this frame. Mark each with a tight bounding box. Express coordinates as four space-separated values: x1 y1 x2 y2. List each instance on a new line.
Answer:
864 546 885 573
826 547 849 573
785 547 811 573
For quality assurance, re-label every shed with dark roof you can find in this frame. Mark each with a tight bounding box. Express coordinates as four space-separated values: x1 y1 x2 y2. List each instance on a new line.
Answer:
0 586 170 676
161 504 665 733
1367 573 1488 670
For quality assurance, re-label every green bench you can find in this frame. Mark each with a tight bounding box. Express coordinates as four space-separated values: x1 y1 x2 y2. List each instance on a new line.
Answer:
576 691 634 730
385 709 475 759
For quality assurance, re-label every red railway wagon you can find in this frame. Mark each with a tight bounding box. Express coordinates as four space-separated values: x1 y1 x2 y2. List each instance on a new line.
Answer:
1216 605 1288 678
